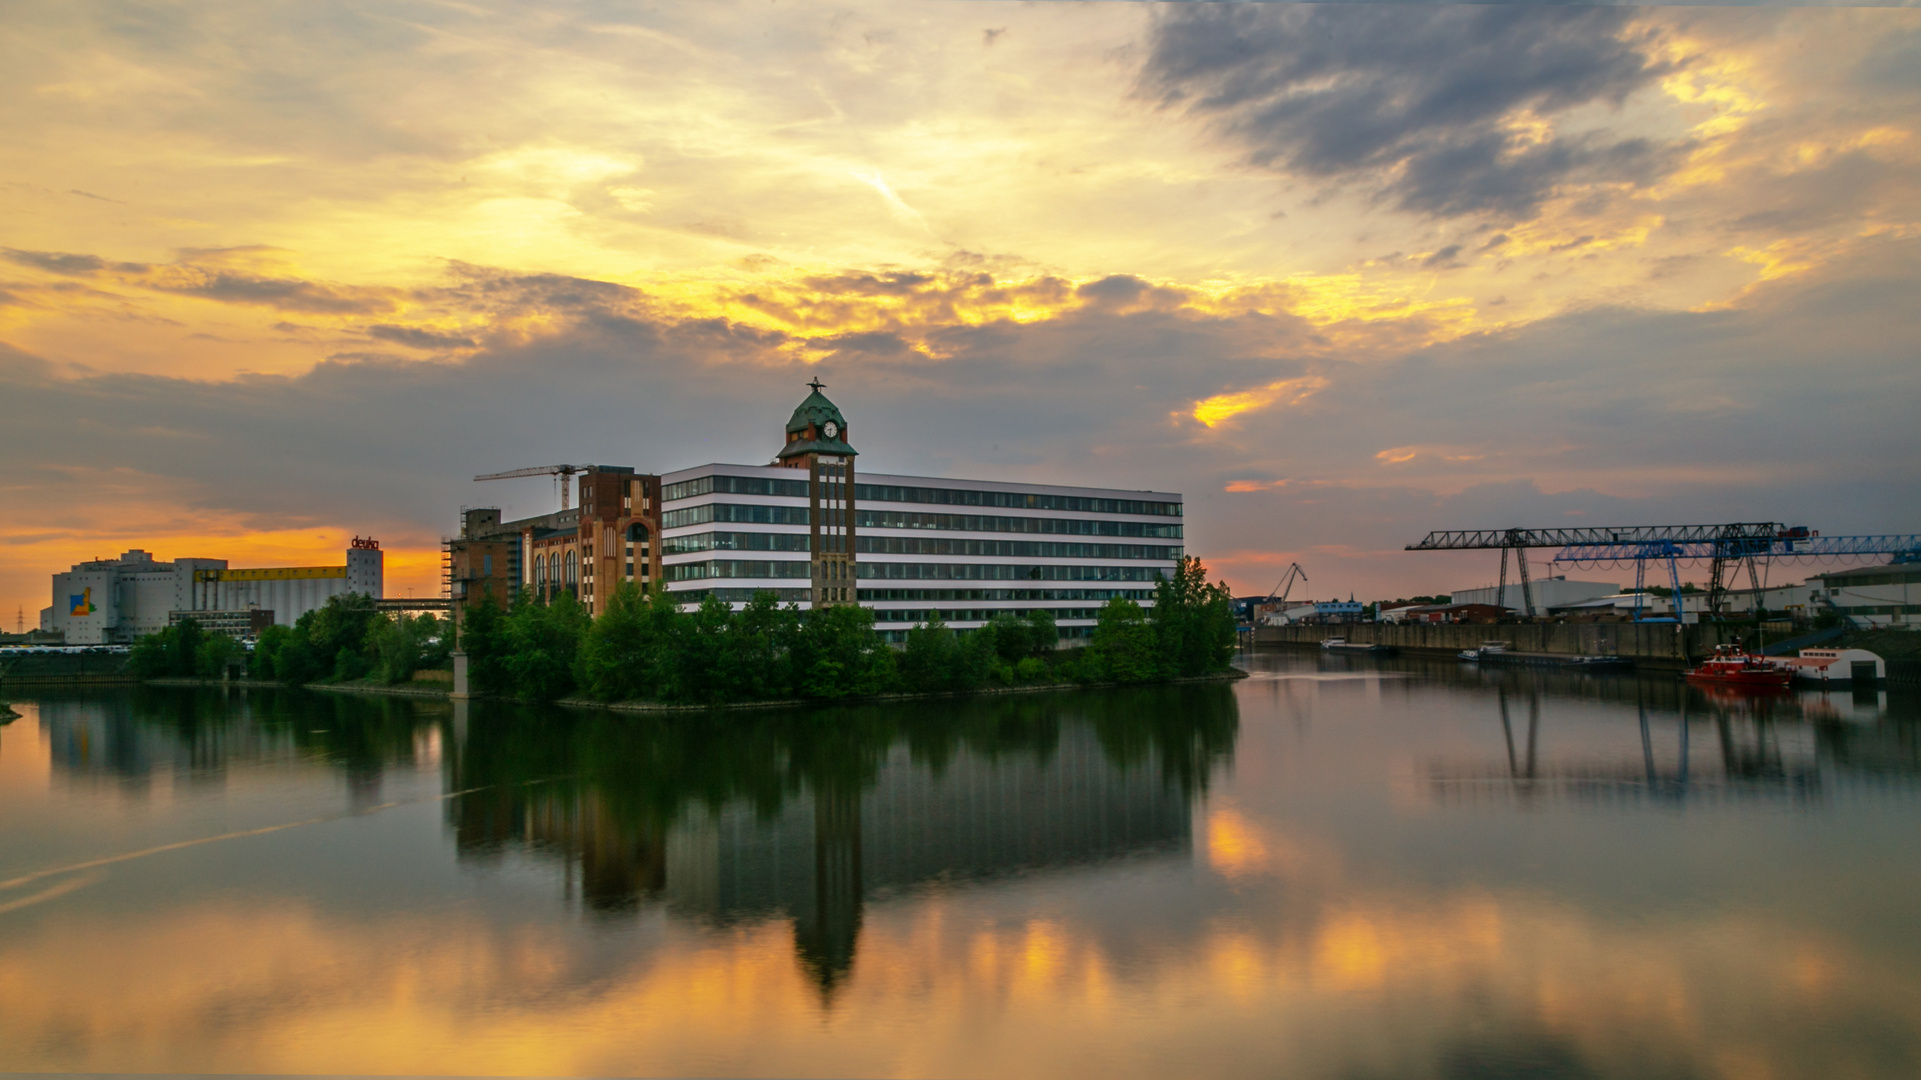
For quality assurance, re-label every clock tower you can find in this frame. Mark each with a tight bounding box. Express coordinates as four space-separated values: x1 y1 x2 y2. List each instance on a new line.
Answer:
776 378 858 607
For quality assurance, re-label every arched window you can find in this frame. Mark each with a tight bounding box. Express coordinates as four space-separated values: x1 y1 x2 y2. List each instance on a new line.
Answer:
534 554 546 587
564 549 579 591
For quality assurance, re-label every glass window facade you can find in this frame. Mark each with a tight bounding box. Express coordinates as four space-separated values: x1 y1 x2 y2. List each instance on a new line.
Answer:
659 464 1182 631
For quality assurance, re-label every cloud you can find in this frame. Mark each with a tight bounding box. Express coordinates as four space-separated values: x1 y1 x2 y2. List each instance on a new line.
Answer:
1192 376 1328 428
1140 6 1681 220
3 248 149 275
148 268 395 314
366 325 477 350
3 247 399 315
2 237 1918 608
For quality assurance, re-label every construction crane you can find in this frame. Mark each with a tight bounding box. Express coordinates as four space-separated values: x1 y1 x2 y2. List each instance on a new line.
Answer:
1258 563 1307 626
473 464 592 511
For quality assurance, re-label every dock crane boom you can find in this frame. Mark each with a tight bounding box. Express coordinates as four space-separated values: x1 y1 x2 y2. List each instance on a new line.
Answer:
1260 563 1308 625
473 464 592 511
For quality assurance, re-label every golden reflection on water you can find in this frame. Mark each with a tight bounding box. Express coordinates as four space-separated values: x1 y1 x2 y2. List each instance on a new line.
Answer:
1 675 1917 1077
0 875 1906 1077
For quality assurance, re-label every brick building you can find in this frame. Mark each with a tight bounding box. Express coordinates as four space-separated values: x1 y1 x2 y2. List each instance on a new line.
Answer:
447 467 663 623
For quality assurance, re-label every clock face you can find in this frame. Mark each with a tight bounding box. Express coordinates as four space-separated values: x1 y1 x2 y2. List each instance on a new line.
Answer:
823 421 839 439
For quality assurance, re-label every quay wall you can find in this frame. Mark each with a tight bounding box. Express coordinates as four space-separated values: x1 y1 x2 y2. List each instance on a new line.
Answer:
1252 622 1745 668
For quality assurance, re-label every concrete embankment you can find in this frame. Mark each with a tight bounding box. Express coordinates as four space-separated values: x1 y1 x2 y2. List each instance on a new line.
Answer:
1252 622 1746 669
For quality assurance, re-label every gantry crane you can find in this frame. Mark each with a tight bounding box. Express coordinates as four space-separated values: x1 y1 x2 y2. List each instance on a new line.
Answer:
473 464 593 511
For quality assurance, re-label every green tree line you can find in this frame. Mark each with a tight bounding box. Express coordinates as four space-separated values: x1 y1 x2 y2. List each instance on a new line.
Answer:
461 555 1239 704
130 599 452 685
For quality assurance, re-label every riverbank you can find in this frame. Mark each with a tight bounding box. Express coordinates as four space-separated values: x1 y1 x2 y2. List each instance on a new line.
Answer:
584 667 1249 713
105 667 1250 709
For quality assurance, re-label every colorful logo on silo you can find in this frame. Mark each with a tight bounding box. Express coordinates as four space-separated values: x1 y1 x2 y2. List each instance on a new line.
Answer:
70 587 95 616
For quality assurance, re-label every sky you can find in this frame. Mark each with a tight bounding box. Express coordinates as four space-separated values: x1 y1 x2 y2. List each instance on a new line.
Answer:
2 0 1919 620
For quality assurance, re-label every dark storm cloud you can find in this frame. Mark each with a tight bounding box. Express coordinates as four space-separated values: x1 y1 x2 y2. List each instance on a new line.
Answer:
428 263 647 314
1140 5 1680 219
150 269 397 314
2 248 149 275
3 246 402 315
367 324 478 350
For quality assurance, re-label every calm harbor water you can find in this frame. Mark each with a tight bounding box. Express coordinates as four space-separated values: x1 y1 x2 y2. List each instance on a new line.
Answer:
2 650 1918 1078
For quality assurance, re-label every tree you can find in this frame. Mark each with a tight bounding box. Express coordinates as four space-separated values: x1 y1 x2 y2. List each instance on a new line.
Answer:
1150 556 1238 677
1025 610 1059 655
791 603 895 699
459 595 512 696
503 590 589 701
723 591 797 701
901 617 960 693
1089 598 1158 683
252 623 293 680
577 581 657 702
167 618 203 677
195 631 246 679
129 628 173 678
984 613 1033 664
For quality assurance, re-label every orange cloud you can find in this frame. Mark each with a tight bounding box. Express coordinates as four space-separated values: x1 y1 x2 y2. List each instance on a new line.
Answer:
1193 376 1328 428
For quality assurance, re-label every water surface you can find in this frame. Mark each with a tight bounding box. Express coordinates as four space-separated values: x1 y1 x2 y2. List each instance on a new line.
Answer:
2 650 1918 1077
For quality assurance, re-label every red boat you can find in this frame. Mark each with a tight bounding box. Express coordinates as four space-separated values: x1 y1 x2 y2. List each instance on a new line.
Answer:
1685 645 1792 690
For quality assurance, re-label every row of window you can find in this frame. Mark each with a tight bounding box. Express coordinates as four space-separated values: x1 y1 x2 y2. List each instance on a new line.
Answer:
862 563 1167 581
662 473 1181 516
663 531 1179 561
662 503 812 529
1820 572 1921 588
662 502 1184 537
663 561 1171 583
862 510 1182 538
878 625 1096 643
659 587 1156 606
855 484 1180 517
667 587 815 605
531 550 579 587
871 608 1103 624
858 588 1156 602
663 475 809 502
664 531 811 555
861 537 1180 560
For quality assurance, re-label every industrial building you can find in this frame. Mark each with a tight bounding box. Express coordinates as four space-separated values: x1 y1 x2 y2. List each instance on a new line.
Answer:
44 540 384 644
1449 577 1622 612
449 382 1183 639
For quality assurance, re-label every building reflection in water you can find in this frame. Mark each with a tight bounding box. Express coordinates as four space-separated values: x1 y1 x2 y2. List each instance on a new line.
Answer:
1424 669 1920 809
447 687 1230 997
32 687 446 806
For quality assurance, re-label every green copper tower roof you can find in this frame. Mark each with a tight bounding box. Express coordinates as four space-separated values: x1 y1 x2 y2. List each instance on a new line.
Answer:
777 378 857 458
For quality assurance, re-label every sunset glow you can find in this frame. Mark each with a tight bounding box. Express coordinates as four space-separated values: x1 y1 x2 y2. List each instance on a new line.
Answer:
2 0 1917 608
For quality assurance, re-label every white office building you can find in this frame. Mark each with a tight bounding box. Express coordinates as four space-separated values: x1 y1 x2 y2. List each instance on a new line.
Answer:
657 385 1183 639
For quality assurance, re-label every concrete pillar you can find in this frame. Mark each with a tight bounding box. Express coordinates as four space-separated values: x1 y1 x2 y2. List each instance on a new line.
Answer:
450 650 471 699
